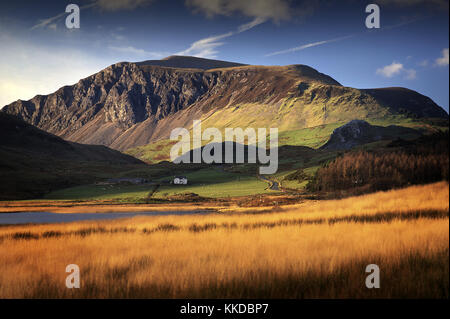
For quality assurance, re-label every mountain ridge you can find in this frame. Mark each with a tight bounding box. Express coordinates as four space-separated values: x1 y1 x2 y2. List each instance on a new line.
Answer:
2 56 447 152
136 55 248 70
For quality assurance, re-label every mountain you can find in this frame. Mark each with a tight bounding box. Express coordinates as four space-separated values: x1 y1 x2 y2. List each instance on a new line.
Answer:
0 112 144 199
2 56 448 153
136 55 248 70
321 120 421 150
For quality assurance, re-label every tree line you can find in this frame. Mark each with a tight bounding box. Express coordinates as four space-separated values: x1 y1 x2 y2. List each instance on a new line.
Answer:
307 132 449 194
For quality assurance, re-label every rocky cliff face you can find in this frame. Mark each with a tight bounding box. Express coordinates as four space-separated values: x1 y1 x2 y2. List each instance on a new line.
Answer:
5 62 214 133
2 56 448 151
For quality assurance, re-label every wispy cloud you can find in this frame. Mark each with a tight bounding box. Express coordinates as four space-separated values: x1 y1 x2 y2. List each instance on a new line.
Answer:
177 32 233 58
30 3 97 30
237 17 267 33
376 61 417 80
405 68 417 80
435 48 449 66
177 18 266 58
418 59 429 67
265 35 353 57
111 32 126 41
30 0 154 30
264 17 427 58
30 11 67 30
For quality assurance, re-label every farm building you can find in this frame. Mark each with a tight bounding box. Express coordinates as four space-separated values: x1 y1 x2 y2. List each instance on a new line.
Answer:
173 176 188 185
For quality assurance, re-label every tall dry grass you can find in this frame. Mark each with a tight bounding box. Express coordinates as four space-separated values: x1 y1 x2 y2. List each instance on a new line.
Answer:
0 182 448 298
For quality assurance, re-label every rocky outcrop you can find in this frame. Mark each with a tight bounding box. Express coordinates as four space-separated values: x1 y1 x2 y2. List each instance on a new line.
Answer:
321 120 421 150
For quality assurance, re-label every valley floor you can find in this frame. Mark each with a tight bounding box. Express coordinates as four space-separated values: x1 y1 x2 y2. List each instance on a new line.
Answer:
0 182 448 298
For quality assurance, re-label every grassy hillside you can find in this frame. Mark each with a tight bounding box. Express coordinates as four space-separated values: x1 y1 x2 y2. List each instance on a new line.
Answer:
125 115 446 163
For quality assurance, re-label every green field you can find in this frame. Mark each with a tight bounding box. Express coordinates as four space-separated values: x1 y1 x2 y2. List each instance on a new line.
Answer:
45 167 276 201
156 177 271 198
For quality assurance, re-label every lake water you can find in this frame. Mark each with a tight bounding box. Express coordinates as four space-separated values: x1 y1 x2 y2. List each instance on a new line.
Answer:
0 210 208 225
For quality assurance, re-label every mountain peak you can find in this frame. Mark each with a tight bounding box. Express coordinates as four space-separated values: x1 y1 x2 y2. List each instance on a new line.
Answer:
136 55 247 70
160 55 191 61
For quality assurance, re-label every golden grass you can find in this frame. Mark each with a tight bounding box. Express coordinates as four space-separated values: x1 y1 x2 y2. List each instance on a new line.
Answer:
0 182 448 298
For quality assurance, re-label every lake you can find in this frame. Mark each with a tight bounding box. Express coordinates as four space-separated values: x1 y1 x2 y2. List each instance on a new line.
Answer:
0 210 209 225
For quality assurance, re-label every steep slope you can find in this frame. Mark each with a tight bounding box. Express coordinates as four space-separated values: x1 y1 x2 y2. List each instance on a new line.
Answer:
360 87 447 118
2 56 447 152
0 112 143 163
0 113 144 199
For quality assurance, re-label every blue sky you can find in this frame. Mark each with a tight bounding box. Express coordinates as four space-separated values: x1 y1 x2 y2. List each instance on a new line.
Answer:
0 0 448 112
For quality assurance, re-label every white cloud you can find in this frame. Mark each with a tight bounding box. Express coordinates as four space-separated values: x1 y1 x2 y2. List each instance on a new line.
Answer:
177 32 233 58
376 61 417 80
177 18 266 58
185 0 293 21
435 48 449 66
376 62 404 78
265 35 353 57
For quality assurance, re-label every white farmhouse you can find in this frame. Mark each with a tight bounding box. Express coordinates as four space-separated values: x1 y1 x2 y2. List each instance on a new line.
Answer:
173 176 188 185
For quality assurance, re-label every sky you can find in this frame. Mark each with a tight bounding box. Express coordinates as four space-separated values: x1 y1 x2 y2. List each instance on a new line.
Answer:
0 0 448 112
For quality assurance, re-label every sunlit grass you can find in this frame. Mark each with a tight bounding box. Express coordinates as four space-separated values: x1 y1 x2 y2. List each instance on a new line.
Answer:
0 182 448 298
